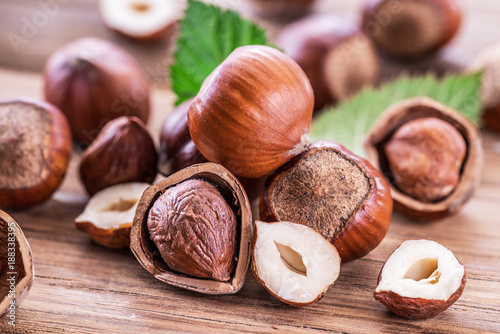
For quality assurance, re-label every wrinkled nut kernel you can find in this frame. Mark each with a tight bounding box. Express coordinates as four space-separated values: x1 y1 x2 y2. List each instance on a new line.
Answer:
385 117 466 202
147 179 237 281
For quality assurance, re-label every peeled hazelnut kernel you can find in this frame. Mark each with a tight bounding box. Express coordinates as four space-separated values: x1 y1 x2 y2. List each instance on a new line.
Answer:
131 163 252 294
260 141 392 262
79 116 158 196
43 37 150 144
188 45 314 179
1 210 34 318
99 0 185 41
75 182 150 249
248 0 316 20
466 41 500 132
374 239 466 320
384 117 466 203
0 98 72 210
362 0 462 59
252 221 341 306
364 97 484 220
276 14 379 110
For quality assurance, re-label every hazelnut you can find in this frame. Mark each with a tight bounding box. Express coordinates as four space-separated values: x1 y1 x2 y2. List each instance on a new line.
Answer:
130 163 252 294
43 37 150 145
384 117 466 203
158 98 208 177
1 210 34 318
188 45 314 179
0 98 72 210
260 141 393 262
79 116 158 196
252 220 341 306
364 97 484 220
99 0 185 41
466 41 500 132
247 0 316 20
374 239 466 319
362 0 462 59
276 14 380 110
75 182 150 249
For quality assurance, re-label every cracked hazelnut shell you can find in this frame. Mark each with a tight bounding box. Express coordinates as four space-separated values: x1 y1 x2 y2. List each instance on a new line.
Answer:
79 116 158 196
364 97 484 220
374 239 466 319
260 141 393 262
43 37 150 145
187 45 314 179
362 0 462 59
0 98 72 210
1 210 34 319
130 163 252 294
276 14 379 110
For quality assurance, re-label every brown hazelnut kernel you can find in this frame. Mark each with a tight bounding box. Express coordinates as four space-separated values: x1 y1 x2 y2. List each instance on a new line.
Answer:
384 117 466 203
147 179 237 281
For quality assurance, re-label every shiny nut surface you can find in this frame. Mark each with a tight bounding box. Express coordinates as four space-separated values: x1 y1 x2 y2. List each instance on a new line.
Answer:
188 45 314 178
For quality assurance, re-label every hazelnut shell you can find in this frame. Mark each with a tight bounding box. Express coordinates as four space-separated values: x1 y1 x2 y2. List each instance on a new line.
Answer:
130 163 252 294
260 141 393 262
188 45 313 179
364 97 484 220
1 210 34 318
0 98 72 210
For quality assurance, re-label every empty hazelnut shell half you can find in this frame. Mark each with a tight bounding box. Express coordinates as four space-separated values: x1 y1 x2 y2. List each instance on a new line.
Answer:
260 141 393 262
1 210 34 319
364 97 484 220
0 98 72 210
130 163 252 294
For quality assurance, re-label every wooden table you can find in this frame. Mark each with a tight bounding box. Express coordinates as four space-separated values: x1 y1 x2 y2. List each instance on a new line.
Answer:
1 0 500 333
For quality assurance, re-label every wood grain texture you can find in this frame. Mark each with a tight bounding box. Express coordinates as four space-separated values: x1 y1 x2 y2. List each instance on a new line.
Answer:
0 0 500 333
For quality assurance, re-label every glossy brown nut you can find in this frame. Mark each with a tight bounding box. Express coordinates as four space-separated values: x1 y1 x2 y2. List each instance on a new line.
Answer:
79 116 158 196
1 210 34 319
43 37 150 145
276 14 379 110
158 98 208 176
364 97 483 220
188 45 314 179
0 98 72 210
260 141 393 262
130 163 252 294
247 0 316 20
362 0 462 59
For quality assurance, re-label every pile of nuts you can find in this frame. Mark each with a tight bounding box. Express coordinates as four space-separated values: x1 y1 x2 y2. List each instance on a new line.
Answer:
2 0 499 322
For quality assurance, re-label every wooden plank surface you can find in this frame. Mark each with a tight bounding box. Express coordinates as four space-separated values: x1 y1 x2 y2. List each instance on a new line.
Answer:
0 0 500 333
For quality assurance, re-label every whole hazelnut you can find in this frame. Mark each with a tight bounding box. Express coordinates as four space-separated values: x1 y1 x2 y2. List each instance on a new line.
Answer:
365 97 483 220
247 0 316 20
188 45 314 179
79 116 158 196
1 210 34 318
362 0 462 59
260 141 393 262
0 98 72 210
43 37 150 145
384 117 466 203
276 14 379 110
130 163 252 294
